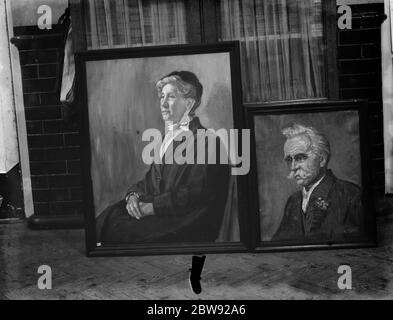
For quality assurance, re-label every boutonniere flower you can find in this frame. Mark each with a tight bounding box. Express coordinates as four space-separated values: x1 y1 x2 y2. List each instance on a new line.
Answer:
315 197 330 210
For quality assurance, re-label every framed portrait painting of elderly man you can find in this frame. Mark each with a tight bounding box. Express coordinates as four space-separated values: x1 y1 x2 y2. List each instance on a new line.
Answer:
76 42 251 256
246 100 377 251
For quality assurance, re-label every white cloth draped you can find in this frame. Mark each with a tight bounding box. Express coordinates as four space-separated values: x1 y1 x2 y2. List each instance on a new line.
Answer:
60 23 75 106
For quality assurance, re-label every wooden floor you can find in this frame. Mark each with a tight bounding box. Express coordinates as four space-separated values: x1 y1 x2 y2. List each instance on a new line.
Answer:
1 215 393 300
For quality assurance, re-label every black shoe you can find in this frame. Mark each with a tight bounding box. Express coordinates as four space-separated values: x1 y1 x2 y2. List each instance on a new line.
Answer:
189 255 206 294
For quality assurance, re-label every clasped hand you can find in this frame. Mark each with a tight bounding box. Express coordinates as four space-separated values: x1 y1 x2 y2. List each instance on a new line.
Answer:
125 195 154 220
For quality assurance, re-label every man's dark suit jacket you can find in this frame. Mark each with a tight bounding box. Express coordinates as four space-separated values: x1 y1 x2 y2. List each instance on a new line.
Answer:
96 117 230 244
273 170 364 242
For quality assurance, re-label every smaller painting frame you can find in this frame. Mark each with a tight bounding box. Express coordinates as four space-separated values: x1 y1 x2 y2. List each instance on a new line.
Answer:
246 99 377 252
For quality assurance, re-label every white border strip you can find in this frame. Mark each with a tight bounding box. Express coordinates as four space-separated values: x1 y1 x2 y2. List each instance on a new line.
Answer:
5 0 34 217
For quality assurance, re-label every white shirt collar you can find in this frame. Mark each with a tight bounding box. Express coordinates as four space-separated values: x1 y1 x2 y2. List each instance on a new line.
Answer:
166 120 190 132
301 174 325 213
165 113 192 132
160 115 193 159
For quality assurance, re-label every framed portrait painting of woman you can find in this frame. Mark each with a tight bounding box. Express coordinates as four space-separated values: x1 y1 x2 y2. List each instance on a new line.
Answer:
76 42 251 256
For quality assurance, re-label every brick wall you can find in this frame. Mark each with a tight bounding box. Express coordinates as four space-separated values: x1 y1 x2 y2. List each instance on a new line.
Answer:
337 3 385 198
16 26 83 217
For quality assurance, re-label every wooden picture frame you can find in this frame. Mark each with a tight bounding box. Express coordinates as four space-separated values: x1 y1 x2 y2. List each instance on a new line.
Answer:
76 41 252 256
246 100 377 252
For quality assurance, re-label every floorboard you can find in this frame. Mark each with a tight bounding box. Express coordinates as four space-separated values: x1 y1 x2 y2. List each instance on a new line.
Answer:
1 215 392 299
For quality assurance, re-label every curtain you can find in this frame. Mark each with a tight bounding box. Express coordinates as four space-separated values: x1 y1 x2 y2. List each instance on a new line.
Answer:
220 0 326 102
84 0 187 49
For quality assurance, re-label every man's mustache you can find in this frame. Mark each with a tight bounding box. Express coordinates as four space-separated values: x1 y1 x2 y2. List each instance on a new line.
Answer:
287 171 295 180
287 170 310 180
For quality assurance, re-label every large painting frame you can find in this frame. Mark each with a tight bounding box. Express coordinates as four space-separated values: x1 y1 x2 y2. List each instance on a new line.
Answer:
246 100 377 252
76 42 252 257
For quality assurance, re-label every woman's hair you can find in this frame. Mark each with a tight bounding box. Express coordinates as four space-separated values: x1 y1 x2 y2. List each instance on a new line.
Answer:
156 71 203 116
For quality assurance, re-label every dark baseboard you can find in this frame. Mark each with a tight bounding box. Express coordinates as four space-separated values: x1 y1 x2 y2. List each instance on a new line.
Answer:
27 214 84 230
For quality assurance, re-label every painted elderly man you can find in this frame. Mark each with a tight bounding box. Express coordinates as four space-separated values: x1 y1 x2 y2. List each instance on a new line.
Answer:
96 71 230 244
273 124 364 242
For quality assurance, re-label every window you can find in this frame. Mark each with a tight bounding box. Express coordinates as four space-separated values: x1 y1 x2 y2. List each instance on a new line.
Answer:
71 0 337 101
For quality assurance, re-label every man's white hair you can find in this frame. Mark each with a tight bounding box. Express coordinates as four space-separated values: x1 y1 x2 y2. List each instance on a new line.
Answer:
282 123 331 163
